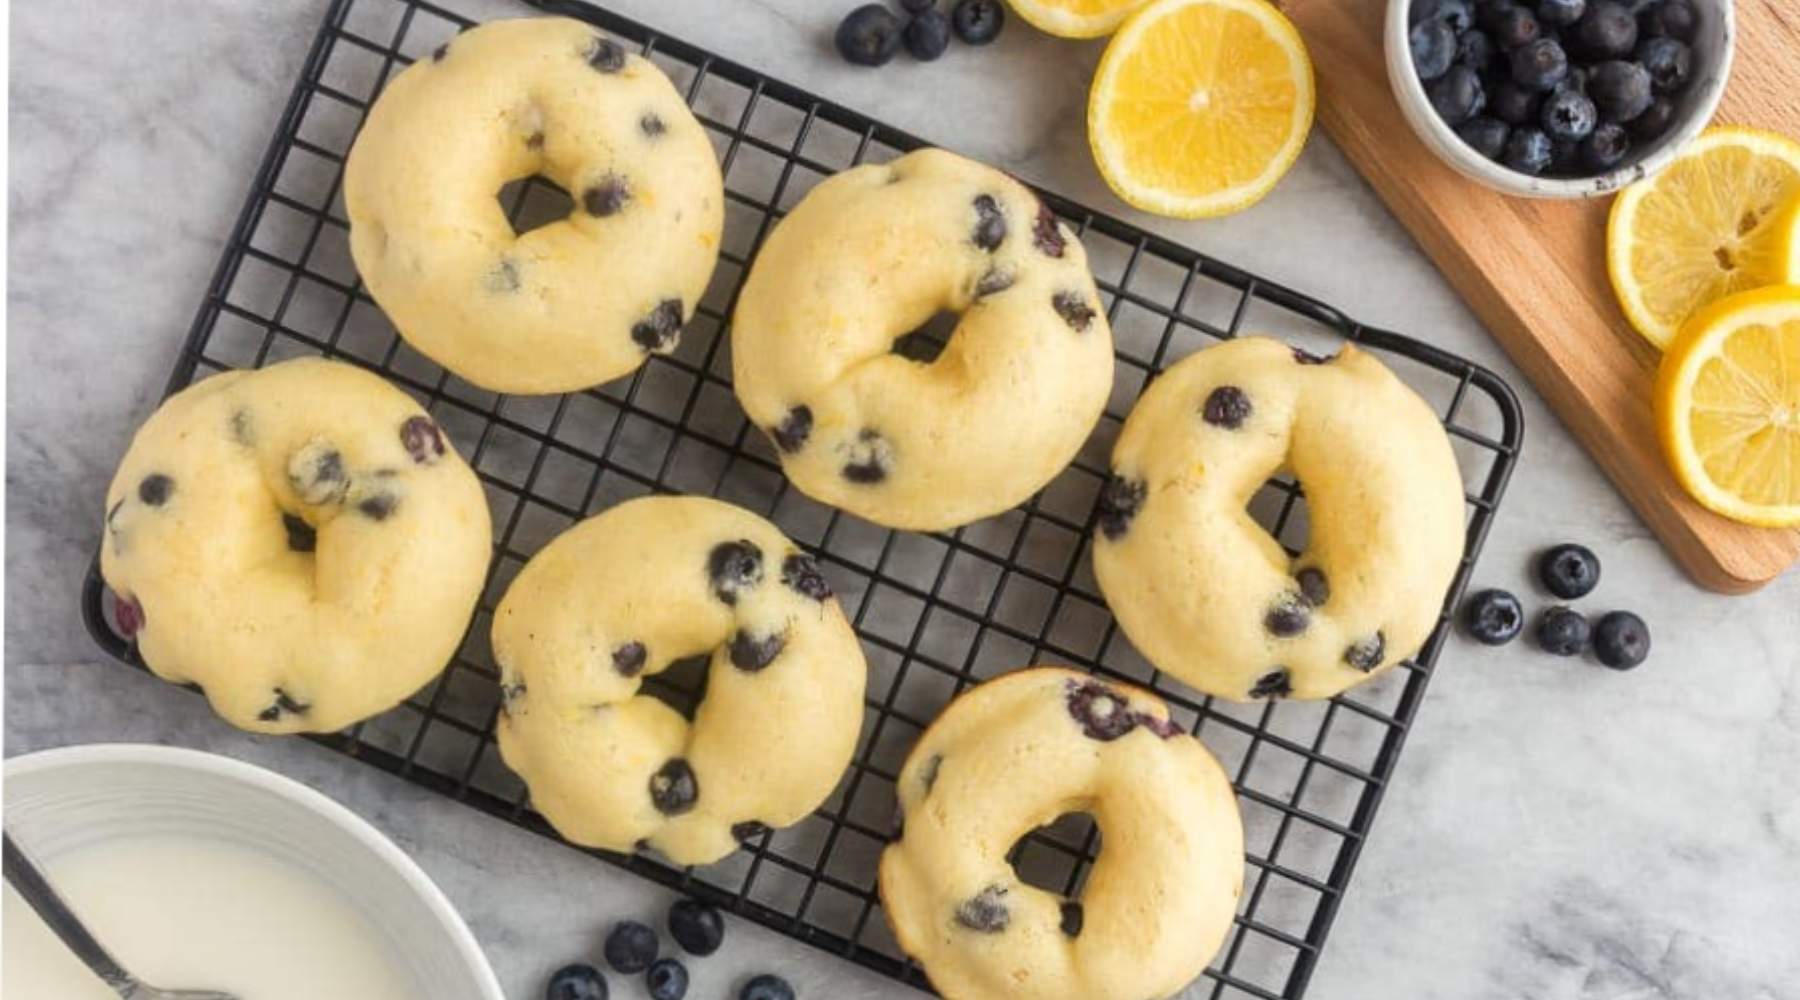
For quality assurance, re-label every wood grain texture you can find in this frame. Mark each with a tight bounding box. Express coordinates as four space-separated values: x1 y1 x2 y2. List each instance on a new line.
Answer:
1284 0 1800 593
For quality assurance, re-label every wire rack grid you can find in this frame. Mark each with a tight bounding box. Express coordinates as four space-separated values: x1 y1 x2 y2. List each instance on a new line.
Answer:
79 0 1523 997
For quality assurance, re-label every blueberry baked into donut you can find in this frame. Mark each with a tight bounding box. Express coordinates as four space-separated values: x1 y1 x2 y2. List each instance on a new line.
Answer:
345 17 723 394
1093 337 1466 702
100 358 492 733
491 496 867 867
880 668 1243 1000
731 148 1114 531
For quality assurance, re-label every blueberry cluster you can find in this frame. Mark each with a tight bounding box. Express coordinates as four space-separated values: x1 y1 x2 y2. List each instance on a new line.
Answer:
547 898 795 1000
835 0 1004 67
1408 0 1700 178
1460 542 1651 669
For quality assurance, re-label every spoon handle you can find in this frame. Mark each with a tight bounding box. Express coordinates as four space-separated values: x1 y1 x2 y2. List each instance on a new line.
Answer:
3 828 140 998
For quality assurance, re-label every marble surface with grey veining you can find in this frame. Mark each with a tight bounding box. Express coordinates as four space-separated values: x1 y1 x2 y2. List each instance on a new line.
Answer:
7 1 1799 998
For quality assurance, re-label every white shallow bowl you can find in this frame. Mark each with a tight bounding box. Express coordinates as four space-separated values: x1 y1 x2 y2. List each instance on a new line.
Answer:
1385 0 1734 198
4 744 504 1000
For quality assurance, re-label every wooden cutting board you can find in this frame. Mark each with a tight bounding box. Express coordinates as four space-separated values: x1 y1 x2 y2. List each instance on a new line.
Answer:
1283 0 1800 594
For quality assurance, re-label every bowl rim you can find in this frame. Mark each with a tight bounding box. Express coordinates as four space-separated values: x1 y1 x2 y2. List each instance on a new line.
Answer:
5 743 506 1000
1384 0 1736 199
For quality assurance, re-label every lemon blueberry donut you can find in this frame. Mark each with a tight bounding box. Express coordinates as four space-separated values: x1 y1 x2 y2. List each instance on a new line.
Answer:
880 668 1243 1000
100 358 493 733
1093 337 1466 702
732 148 1114 531
345 17 724 394
492 496 868 867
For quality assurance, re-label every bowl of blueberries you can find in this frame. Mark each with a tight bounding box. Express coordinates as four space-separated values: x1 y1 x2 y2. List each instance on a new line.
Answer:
1386 0 1732 197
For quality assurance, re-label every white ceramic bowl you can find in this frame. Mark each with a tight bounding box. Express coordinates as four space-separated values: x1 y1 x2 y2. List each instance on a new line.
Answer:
4 744 504 1000
1385 0 1734 198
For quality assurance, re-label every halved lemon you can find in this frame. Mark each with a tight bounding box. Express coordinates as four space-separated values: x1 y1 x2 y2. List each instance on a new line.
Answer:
1655 284 1800 528
1607 127 1800 350
1005 0 1148 37
1088 0 1314 219
1774 191 1800 285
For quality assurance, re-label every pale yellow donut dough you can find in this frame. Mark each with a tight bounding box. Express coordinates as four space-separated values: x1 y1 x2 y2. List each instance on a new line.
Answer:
1093 337 1466 702
345 17 723 394
492 496 867 867
880 668 1243 1000
732 148 1114 531
100 358 493 734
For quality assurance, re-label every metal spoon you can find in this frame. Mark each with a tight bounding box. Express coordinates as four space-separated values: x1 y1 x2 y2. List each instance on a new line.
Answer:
3 827 242 1000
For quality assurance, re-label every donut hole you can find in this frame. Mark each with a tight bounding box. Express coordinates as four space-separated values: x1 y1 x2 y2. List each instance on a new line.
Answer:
638 651 713 721
1006 811 1101 911
497 175 576 239
890 310 961 365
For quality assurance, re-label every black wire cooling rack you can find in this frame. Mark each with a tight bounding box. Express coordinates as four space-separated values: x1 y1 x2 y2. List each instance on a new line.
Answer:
80 0 1524 996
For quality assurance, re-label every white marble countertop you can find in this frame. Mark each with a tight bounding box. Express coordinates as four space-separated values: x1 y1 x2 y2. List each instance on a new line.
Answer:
8 1 1799 998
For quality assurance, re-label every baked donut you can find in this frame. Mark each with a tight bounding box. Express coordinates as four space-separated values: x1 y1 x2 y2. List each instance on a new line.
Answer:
345 17 723 394
731 148 1114 531
880 668 1243 1000
100 358 492 733
1093 337 1465 702
492 496 867 866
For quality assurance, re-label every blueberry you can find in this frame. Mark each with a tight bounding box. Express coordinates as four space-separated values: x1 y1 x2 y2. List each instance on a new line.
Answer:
1573 0 1637 58
356 491 400 521
841 428 893 483
1537 0 1586 26
904 9 952 60
1427 65 1486 125
1264 593 1311 637
1052 291 1098 332
1509 38 1569 91
1477 1 1524 32
732 820 770 843
1489 79 1544 124
583 175 631 217
1503 126 1555 174
1202 385 1254 429
1588 60 1653 121
1344 632 1387 672
1296 567 1330 606
257 687 310 723
646 959 688 1000
649 759 698 815
1456 29 1497 72
1536 542 1601 598
400 415 446 464
1629 96 1676 138
708 540 764 605
1461 588 1525 645
900 0 936 11
780 553 832 601
1031 200 1067 257
1592 610 1651 669
1536 606 1591 656
740 975 797 1000
1456 116 1513 160
613 641 648 677
1412 0 1475 30
548 963 608 1000
604 921 659 974
631 299 686 352
138 473 175 506
772 405 813 453
587 37 628 73
1541 87 1597 142
1060 900 1084 937
970 194 1008 250
1065 679 1138 742
1640 0 1696 41
283 513 317 553
951 0 1005 44
835 5 904 66
1637 37 1691 92
113 593 145 638
1492 5 1542 48
640 113 667 138
955 885 1010 932
1097 475 1146 541
288 442 347 506
729 631 786 672
975 267 1015 297
1580 121 1632 170
1249 669 1293 700
668 899 725 956
1411 18 1458 81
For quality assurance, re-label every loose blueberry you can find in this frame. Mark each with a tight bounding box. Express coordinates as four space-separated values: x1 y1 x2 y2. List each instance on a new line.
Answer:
1641 0 1696 41
1461 588 1525 645
604 921 659 974
1588 60 1653 121
1264 593 1311 637
1096 475 1146 541
138 473 175 506
1052 291 1097 332
1591 610 1651 669
740 974 796 1000
583 176 631 217
780 552 832 601
113 593 145 638
1297 567 1330 607
708 540 764 605
1580 121 1631 170
1536 606 1591 656
1573 0 1637 59
1345 632 1387 672
1541 86 1598 142
729 631 786 672
1457 116 1513 160
1492 5 1542 48
1065 679 1138 741
1537 542 1601 598
836 5 903 66
1509 38 1569 91
1413 0 1476 31
641 113 667 138
956 885 1010 932
668 899 725 956
951 0 1005 44
732 821 771 843
1537 0 1586 26
1427 65 1486 125
548 963 609 1000
1629 96 1675 138
1059 901 1084 938
1031 200 1067 258
647 960 688 1000
1503 126 1555 174
1456 29 1497 73
1202 385 1253 429
257 687 310 723
1410 18 1458 81
841 428 892 484
904 9 952 61
971 194 1007 251
1249 669 1293 700
283 513 317 553
631 299 685 353
772 405 813 453
1637 37 1691 93
1489 79 1544 125
401 416 446 464
649 759 698 815
588 37 628 73
613 641 648 677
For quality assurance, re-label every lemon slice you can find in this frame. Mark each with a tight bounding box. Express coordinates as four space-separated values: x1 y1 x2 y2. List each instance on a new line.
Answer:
1005 0 1147 37
1655 284 1800 528
1608 127 1800 350
1087 0 1314 219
